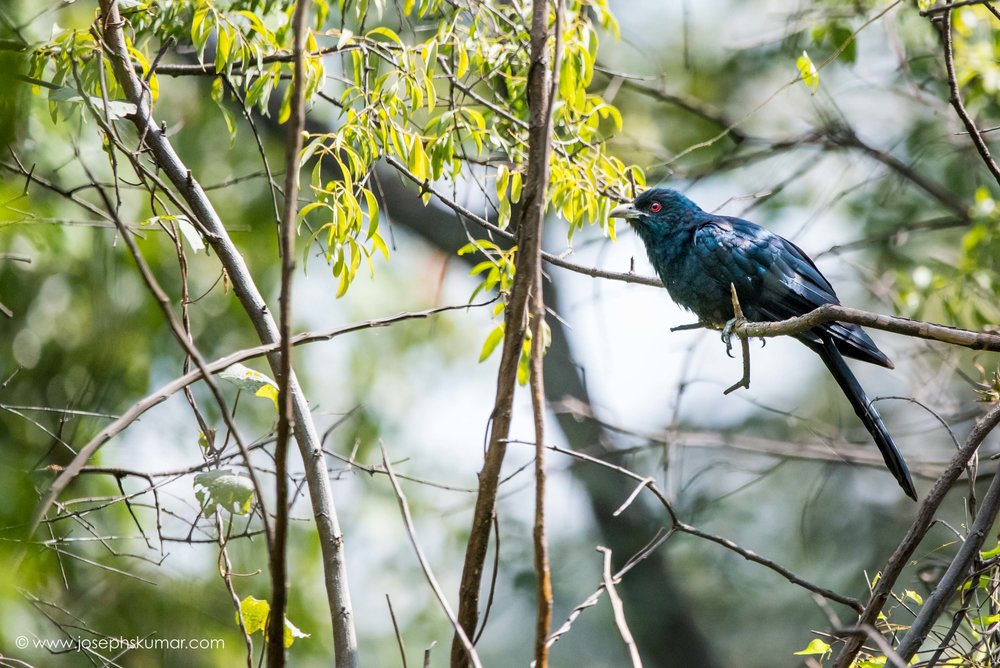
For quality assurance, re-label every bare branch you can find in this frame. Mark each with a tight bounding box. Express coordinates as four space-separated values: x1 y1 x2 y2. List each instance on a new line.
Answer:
597 546 643 668
536 442 866 613
832 401 1000 667
380 445 483 668
895 452 1000 659
24 300 492 558
921 0 999 17
934 7 1000 187
266 0 310 663
726 304 1000 352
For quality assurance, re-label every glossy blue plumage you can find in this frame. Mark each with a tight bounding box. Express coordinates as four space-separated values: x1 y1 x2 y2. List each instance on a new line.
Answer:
612 188 916 500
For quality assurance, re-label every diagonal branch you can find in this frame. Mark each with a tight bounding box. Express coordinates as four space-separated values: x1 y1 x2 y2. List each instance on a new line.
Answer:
831 401 1000 667
935 7 1000 187
381 446 483 668
894 459 1000 660
597 546 643 668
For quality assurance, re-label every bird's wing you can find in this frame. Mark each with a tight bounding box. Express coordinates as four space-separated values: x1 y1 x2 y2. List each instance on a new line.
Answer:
693 216 891 366
692 216 837 315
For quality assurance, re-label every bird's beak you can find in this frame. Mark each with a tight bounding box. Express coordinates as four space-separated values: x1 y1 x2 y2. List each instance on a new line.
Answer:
609 203 642 220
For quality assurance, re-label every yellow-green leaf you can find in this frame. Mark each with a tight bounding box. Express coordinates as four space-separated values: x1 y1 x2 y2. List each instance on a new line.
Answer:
796 50 819 92
238 596 270 635
793 639 831 657
367 26 403 47
479 324 504 362
219 363 279 411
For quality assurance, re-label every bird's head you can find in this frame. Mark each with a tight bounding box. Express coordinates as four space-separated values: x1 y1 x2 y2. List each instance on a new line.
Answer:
608 188 702 230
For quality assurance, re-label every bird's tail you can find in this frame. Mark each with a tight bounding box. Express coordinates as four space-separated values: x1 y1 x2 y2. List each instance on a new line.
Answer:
815 337 917 501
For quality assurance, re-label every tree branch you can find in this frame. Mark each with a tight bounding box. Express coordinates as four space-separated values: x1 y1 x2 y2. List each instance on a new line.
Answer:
935 7 1000 188
597 546 643 668
725 303 1000 352
894 460 1000 660
453 0 560 663
832 401 1000 667
920 0 999 16
530 5 562 662
26 299 491 537
381 446 483 668
267 0 310 663
92 3 359 663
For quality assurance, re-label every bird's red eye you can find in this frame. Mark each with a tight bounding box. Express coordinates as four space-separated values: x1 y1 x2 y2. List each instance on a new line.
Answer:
649 202 662 213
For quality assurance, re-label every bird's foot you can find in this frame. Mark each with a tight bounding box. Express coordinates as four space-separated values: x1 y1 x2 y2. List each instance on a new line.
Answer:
720 316 750 358
721 317 737 357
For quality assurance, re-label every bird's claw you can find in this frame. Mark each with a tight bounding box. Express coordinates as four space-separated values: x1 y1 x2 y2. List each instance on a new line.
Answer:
721 317 738 357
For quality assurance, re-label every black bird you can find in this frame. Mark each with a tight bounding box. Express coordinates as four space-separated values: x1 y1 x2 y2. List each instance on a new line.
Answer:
610 188 917 500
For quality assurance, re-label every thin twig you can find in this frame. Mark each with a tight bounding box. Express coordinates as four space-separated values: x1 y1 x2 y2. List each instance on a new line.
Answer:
546 529 673 650
380 445 483 668
935 7 1000 187
24 300 494 555
921 0 998 16
71 144 274 553
597 547 643 668
386 595 408 668
538 443 866 613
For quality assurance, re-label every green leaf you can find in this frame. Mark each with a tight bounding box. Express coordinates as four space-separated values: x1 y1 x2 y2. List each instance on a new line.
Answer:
238 596 270 635
237 596 310 648
197 430 216 450
48 86 136 120
366 26 403 47
496 164 509 200
194 469 255 516
479 324 504 362
278 80 293 124
516 349 530 385
218 363 279 410
510 171 522 203
796 51 819 92
980 542 1000 559
215 26 232 74
793 639 831 657
456 44 469 78
408 136 428 181
971 613 1000 627
904 589 923 605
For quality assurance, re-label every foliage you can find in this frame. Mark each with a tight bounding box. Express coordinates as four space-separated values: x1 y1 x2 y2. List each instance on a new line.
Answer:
4 0 1000 667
